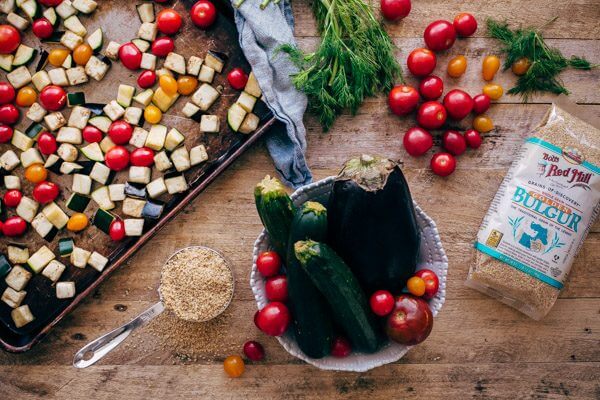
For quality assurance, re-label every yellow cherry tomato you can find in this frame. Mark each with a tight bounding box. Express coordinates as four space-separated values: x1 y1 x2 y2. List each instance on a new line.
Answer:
473 115 494 133
223 355 245 378
177 75 198 96
16 86 37 107
73 43 93 66
407 276 426 297
482 55 501 81
511 57 531 76
159 75 178 95
482 83 504 100
67 213 89 232
24 164 48 183
48 48 70 67
447 55 467 78
144 104 162 124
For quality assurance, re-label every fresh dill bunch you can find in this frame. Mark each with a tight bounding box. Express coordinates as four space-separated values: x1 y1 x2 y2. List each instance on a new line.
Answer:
486 18 598 100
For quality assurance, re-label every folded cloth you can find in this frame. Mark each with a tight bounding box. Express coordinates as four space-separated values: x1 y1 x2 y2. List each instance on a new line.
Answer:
232 0 312 188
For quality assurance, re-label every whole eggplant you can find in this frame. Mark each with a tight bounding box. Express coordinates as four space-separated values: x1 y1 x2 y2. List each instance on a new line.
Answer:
327 155 420 294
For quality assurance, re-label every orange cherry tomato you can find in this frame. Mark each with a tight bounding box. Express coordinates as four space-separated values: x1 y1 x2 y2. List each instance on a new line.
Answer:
473 115 494 133
447 55 467 78
73 43 93 65
16 86 37 107
24 164 48 183
482 55 501 81
511 57 531 76
67 212 89 231
144 104 162 124
482 83 504 100
176 75 198 95
48 48 70 67
159 75 178 95
407 276 426 297
223 355 245 378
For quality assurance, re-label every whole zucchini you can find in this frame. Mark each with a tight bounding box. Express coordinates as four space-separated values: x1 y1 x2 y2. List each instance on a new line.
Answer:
328 155 420 293
286 202 334 359
294 240 383 353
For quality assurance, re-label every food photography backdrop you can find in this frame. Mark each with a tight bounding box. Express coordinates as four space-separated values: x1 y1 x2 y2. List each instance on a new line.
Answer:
0 0 598 398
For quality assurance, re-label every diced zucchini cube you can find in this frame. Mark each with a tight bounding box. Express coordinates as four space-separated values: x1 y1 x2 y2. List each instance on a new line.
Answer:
56 281 76 298
165 175 188 194
91 186 114 210
99 135 116 153
182 102 200 118
66 66 88 86
57 143 78 161
200 114 220 133
190 144 208 166
186 56 203 76
133 89 154 106
153 150 172 171
4 175 20 189
61 30 84 50
164 128 184 151
59 162 83 175
140 52 156 70
245 72 262 98
122 197 146 217
8 246 28 265
90 162 111 184
81 141 104 161
64 15 86 37
170 147 191 172
155 68 172 78
43 202 69 228
20 148 44 168
66 193 90 212
117 84 135 108
151 87 179 112
5 266 32 291
145 124 167 150
26 102 47 122
146 177 167 198
48 68 69 86
191 83 220 111
11 304 34 328
31 212 55 239
84 56 110 81
31 70 51 91
103 100 125 121
129 166 151 184
88 251 108 272
7 66 31 89
72 173 92 194
108 183 125 201
56 0 76 18
44 112 67 131
16 196 38 222
0 150 20 170
164 52 186 74
57 126 82 144
237 91 257 112
105 41 120 60
72 0 97 14
130 127 149 148
11 129 34 151
124 218 144 236
2 287 26 309
41 260 66 283
137 22 157 41
198 64 215 83
68 105 91 129
7 12 29 31
89 116 111 133
70 246 91 268
132 39 150 53
124 106 143 126
27 245 56 274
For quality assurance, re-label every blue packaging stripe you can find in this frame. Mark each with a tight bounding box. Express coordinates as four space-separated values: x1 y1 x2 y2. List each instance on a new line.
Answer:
526 137 600 174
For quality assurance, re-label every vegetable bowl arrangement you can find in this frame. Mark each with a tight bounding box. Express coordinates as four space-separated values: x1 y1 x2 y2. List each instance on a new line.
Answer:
250 155 448 371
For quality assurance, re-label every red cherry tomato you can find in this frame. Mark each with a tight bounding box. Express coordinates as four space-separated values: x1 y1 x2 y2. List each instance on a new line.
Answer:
403 127 433 157
119 42 142 70
256 251 281 277
0 25 20 54
472 93 491 115
443 89 473 120
109 219 126 241
37 131 57 154
243 340 265 361
430 152 456 177
190 0 217 29
82 125 103 143
424 20 456 52
108 120 133 145
265 275 288 302
453 13 477 37
414 269 440 300
442 130 467 156
407 48 436 77
254 302 290 336
32 18 54 39
137 70 157 88
331 337 352 358
464 129 483 149
417 101 447 129
151 37 175 57
39 0 63 6
369 290 395 316
227 68 248 90
3 189 22 207
0 104 19 125
104 146 130 171
39 85 67 111
0 124 13 142
418 75 444 100
157 9 182 35
2 216 26 236
32 181 59 204
388 85 419 116
380 0 411 21
0 82 15 104
130 147 155 167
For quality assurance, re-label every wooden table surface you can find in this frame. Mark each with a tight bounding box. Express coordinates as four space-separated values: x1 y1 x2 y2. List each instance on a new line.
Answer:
1 1 599 399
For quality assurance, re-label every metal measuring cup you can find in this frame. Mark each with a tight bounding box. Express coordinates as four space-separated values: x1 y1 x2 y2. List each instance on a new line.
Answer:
73 246 235 368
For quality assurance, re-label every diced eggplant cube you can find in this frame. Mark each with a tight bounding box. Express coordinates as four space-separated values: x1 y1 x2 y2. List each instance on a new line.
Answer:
138 22 157 41
41 260 66 283
7 66 31 89
124 107 143 125
145 124 167 150
103 100 125 121
146 177 167 198
129 166 151 184
56 0 77 18
191 84 220 111
88 251 108 272
57 126 82 144
164 128 184 151
57 143 78 161
108 183 125 201
64 15 87 37
182 102 201 118
48 69 68 86
27 245 56 274
0 150 20 170
85 56 110 81
20 148 44 168
90 162 111 184
4 175 20 189
200 115 220 133
26 102 47 122
68 105 91 129
8 246 29 265
31 70 51 91
204 51 225 73
2 287 26 309
44 112 67 131
16 196 38 223
133 89 153 106
186 56 203 76
140 52 156 70
105 41 120 60
142 200 164 219
11 129 34 151
11 305 34 328
165 175 188 194
153 151 172 172
164 52 186 75
61 30 84 50
124 182 146 199
72 0 97 14
122 197 146 217
130 127 149 148
32 212 54 239
5 266 31 291
239 113 260 134
198 65 215 83
124 218 144 236
43 202 69 229
7 13 29 31
66 66 88 86
155 68 173 78
171 147 191 172
136 2 155 23
190 144 208 166
59 161 82 175
70 247 91 268
72 173 92 194
56 281 76 298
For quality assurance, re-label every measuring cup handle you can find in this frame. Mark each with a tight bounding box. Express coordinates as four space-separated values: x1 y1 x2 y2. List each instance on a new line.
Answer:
73 301 165 368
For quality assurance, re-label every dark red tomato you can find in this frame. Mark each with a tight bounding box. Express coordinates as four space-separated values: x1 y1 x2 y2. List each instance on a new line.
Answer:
0 124 13 142
227 68 248 90
388 85 419 116
380 0 411 21
104 146 130 171
82 125 103 143
414 269 440 300
32 181 59 204
0 82 15 104
265 275 288 302
190 0 217 29
442 130 467 155
32 18 54 39
472 93 491 114
403 126 433 156
331 337 352 358
254 302 290 336
39 0 63 6
0 104 19 125
256 251 281 277
39 85 67 111
424 20 456 52
2 216 26 236
130 147 155 167
406 48 436 77
109 219 126 241
151 37 175 57
430 152 456 177
119 42 142 70
3 189 22 207
243 341 265 361
157 9 182 35
417 101 447 129
37 131 57 154
443 89 473 120
453 13 477 37
369 290 395 316
108 120 133 144
137 70 157 88
464 129 482 149
0 25 20 54
418 75 444 100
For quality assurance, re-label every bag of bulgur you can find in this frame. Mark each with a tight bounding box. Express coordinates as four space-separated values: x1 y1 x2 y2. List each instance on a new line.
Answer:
466 103 600 320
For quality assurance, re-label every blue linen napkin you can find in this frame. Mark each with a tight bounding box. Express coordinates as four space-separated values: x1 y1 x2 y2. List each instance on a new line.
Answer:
232 0 312 188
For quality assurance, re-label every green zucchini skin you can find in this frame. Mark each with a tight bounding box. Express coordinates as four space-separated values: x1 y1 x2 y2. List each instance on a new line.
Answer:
286 202 334 359
294 240 383 353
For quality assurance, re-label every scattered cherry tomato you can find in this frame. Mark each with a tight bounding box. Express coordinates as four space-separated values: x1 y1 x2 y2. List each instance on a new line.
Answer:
443 89 473 120
151 36 175 57
419 75 443 100
417 101 447 129
25 164 48 183
119 42 142 70
3 189 22 207
2 216 26 236
144 104 162 124
424 20 456 52
407 48 436 77
0 82 15 104
265 275 288 302
403 127 433 157
430 152 456 177
414 269 440 300
73 43 93 65
512 57 531 76
67 213 88 232
331 337 352 358
482 55 501 81
37 131 57 154
369 290 395 316
159 74 178 95
48 48 70 67
447 55 467 78
32 181 59 204
108 120 133 144
256 251 281 277
137 70 157 89
32 18 54 40
473 114 494 133
16 86 37 107
190 0 217 29
442 130 467 156
0 104 19 124
464 129 482 148
0 25 20 54
109 219 126 241
243 341 265 361
407 276 426 296
472 93 491 114
388 85 419 116
482 83 504 100
82 125 103 143
223 355 245 378
104 146 130 171
39 0 63 6
0 124 13 142
254 302 290 336
227 68 248 90
380 0 411 21
453 13 477 37
157 8 182 35
177 75 198 95
39 85 67 111
130 147 155 167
